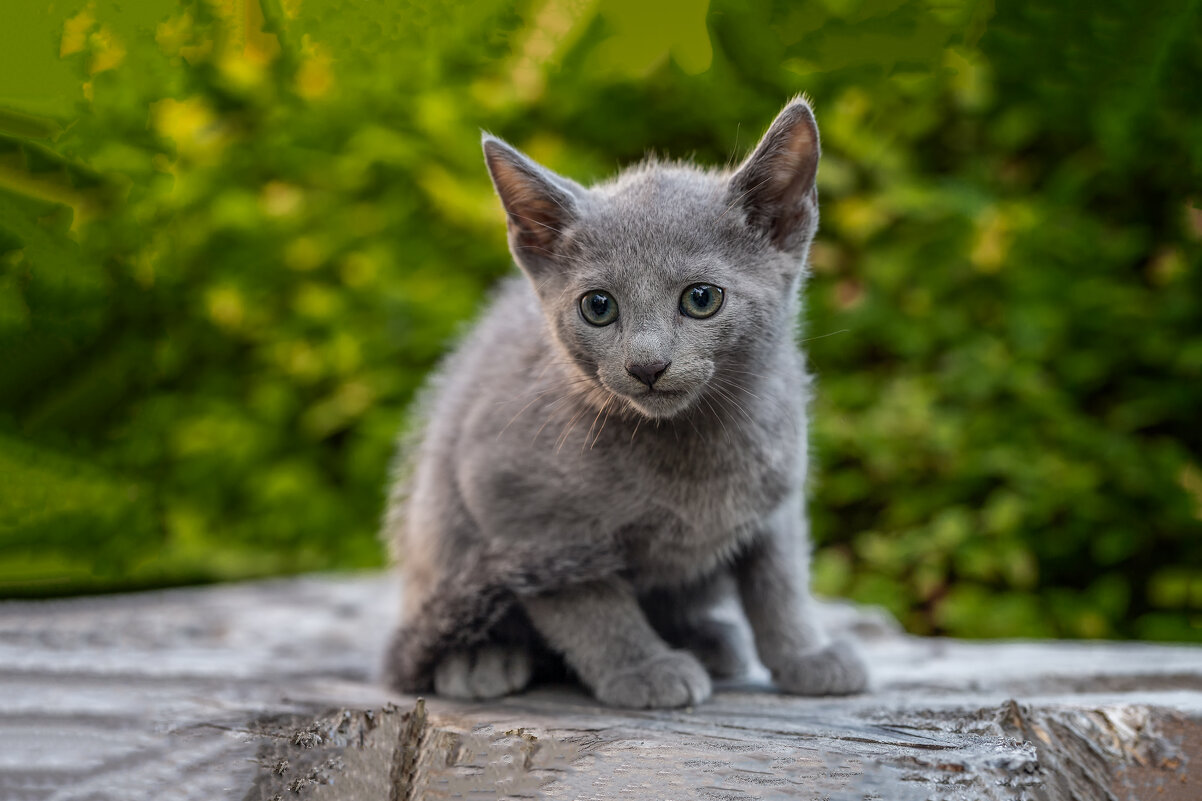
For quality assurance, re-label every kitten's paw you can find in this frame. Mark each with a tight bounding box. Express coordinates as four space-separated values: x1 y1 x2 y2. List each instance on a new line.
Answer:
678 619 747 679
594 650 713 709
433 646 533 700
771 639 869 696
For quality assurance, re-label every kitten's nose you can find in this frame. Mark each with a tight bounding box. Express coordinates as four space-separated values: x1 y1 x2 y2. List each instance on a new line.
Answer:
627 360 670 388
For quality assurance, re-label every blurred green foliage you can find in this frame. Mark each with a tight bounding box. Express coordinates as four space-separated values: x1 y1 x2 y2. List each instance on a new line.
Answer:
1 0 1199 641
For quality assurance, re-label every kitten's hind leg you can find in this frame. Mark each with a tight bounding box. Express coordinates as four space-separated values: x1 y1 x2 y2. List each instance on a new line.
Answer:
671 618 747 679
433 645 534 700
643 572 750 680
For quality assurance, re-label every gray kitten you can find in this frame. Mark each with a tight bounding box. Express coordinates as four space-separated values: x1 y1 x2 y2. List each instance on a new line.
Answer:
381 98 869 708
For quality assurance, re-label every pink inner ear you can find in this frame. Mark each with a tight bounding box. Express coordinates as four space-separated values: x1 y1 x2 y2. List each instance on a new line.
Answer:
779 124 817 183
763 112 818 202
487 154 566 251
730 103 821 252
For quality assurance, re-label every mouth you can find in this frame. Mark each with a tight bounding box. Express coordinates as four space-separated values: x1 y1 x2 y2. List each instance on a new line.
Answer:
623 385 694 418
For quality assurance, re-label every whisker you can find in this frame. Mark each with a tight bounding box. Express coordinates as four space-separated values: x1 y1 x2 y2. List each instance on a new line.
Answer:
532 406 565 443
591 401 613 449
710 374 765 403
506 211 568 236
718 366 769 380
684 411 703 441
698 393 731 444
555 405 590 455
721 384 758 423
495 377 596 438
717 174 774 221
533 389 594 443
798 328 850 344
497 393 553 439
580 397 610 454
629 415 643 444
708 382 756 427
492 374 594 408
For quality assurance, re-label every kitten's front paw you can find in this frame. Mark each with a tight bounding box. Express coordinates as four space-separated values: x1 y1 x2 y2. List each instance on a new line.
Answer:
433 645 533 700
594 650 712 709
771 639 869 696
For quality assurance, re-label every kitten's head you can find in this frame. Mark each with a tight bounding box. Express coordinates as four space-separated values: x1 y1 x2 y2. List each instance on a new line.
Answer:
483 98 820 420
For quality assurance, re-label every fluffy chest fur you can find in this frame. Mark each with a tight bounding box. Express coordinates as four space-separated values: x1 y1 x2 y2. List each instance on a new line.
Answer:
595 378 807 586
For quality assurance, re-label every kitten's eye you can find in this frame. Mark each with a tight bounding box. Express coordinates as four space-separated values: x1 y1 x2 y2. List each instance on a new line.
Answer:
580 290 619 326
680 283 724 319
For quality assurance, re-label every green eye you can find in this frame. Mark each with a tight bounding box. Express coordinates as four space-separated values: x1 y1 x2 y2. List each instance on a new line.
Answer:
680 283 724 319
580 290 619 326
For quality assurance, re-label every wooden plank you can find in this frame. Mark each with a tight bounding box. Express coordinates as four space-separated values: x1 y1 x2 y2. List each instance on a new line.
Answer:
0 574 1198 800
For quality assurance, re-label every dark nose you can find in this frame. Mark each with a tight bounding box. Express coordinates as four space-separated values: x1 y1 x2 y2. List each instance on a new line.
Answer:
627 360 670 388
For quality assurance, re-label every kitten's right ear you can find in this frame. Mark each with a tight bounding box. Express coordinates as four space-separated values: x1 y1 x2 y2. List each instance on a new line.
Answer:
482 135 583 263
729 98 821 254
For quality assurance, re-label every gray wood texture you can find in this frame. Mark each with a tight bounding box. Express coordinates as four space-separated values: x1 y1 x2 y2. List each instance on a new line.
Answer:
1 574 1198 800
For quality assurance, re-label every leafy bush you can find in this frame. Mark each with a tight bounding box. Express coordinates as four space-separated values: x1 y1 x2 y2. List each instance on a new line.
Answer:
1 0 1199 641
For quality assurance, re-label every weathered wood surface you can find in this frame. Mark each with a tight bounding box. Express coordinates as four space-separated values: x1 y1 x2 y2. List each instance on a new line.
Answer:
1 574 1198 801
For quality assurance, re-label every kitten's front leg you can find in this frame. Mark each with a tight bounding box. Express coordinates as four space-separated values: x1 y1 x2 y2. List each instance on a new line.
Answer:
736 498 869 695
522 579 712 708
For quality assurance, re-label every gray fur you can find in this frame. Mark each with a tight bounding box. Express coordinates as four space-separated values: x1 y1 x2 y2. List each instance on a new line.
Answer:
381 98 869 707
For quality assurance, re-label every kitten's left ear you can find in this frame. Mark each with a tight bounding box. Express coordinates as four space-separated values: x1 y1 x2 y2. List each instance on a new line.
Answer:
729 98 821 254
483 134 585 268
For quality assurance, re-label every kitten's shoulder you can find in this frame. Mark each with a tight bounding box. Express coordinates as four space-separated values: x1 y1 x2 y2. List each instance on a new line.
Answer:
418 274 544 420
459 273 544 369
